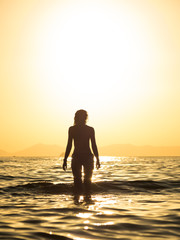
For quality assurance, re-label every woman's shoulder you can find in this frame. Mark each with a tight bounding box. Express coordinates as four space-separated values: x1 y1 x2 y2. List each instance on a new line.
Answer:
69 125 94 132
69 126 75 132
85 125 94 132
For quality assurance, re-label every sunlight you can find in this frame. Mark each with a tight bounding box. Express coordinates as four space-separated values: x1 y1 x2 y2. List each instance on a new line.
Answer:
76 212 93 219
1 0 179 150
93 195 117 210
33 0 153 119
93 221 114 226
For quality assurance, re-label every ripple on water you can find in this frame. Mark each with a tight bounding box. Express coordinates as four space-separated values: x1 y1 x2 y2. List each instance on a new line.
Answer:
0 157 180 240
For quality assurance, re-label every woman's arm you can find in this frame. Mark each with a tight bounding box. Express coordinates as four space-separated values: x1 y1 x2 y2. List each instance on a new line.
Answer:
63 127 73 171
91 128 100 169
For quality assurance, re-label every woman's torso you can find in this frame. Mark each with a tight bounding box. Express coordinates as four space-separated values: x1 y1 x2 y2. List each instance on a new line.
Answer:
70 124 93 158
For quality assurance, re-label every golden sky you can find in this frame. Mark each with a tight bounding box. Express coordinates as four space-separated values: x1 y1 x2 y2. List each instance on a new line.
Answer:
0 0 180 152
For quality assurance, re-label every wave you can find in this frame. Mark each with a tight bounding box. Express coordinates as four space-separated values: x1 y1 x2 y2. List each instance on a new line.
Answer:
1 180 180 196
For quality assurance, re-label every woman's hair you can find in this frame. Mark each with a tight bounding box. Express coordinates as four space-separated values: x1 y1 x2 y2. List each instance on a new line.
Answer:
74 109 88 125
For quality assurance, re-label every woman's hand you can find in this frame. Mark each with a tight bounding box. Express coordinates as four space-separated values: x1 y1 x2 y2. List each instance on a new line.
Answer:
96 159 100 169
62 160 67 171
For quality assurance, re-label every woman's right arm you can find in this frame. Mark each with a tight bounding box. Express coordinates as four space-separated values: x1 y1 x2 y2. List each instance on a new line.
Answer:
91 128 100 169
63 127 73 171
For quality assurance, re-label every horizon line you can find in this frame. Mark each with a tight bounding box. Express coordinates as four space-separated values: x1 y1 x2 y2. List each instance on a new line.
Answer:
1 142 180 154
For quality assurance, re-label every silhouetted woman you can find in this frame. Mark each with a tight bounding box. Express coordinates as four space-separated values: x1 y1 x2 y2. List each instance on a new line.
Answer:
62 110 100 196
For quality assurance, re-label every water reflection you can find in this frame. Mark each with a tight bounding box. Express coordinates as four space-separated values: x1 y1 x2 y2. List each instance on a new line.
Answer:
1 156 179 240
76 212 93 219
73 194 117 239
73 194 94 205
93 221 114 226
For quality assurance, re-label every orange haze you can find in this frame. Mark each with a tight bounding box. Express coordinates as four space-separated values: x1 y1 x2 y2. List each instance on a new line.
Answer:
0 0 180 153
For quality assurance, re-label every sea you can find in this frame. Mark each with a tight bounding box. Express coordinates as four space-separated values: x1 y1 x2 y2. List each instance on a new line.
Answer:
0 156 179 240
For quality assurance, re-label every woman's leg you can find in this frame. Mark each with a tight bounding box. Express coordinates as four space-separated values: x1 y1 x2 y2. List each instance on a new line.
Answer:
83 159 94 194
71 159 83 195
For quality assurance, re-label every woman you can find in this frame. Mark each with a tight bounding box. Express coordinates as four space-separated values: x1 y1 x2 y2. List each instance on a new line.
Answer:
62 110 100 195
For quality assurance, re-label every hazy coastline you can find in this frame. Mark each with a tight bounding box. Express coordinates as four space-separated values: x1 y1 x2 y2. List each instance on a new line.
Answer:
1 143 180 157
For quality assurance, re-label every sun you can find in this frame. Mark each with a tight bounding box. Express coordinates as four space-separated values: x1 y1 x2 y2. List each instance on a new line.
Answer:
32 0 152 121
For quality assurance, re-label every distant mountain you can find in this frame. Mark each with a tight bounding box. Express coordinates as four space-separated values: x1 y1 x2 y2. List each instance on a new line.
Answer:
14 144 64 157
1 143 180 157
99 144 180 156
0 149 9 156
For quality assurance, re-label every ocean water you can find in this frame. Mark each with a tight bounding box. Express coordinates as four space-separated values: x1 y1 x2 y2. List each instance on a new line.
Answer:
0 156 180 240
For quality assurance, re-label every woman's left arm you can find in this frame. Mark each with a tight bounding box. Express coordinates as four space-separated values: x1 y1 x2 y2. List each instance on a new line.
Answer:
91 128 100 169
63 127 73 170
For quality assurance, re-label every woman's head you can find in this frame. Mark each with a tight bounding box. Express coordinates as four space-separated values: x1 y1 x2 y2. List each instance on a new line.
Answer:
74 109 88 125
